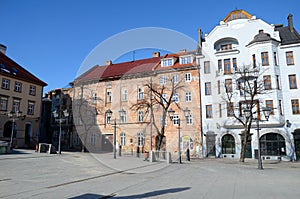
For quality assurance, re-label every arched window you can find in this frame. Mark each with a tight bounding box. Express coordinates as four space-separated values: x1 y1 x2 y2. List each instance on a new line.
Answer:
260 133 286 156
222 134 235 154
3 121 16 138
137 132 144 147
120 132 126 146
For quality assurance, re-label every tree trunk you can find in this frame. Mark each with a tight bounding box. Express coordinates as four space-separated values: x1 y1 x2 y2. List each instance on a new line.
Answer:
239 133 248 162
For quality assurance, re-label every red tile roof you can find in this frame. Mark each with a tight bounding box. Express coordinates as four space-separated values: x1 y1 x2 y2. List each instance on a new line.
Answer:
75 57 161 83
0 52 47 86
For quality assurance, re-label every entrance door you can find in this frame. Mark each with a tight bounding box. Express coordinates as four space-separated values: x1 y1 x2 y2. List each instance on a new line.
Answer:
25 124 32 144
206 133 216 157
245 140 252 158
293 130 300 160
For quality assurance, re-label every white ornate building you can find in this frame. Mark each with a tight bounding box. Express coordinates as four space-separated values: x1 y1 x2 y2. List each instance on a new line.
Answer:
197 10 300 161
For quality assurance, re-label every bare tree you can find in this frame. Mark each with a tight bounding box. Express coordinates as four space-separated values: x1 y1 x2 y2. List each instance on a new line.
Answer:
131 77 185 150
223 65 269 162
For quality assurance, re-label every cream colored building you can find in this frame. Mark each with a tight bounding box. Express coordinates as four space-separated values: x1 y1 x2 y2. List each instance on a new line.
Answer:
73 52 202 157
0 45 47 148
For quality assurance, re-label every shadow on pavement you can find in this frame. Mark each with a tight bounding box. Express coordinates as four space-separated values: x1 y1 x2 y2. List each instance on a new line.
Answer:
69 187 191 199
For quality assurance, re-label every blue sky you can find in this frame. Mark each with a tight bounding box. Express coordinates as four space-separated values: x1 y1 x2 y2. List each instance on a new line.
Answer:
1 0 299 93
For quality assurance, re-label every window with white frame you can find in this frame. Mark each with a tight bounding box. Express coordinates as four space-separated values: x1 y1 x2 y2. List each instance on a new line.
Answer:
120 110 126 123
90 133 96 146
27 101 35 115
186 114 193 125
106 113 111 124
160 115 167 126
12 99 20 112
138 87 144 100
120 132 126 146
92 93 97 104
185 92 192 102
172 93 179 103
180 56 192 64
106 89 112 103
14 81 22 92
172 114 179 125
137 132 145 146
172 74 179 83
2 78 10 90
29 85 36 96
185 73 191 82
161 59 173 67
160 75 167 85
138 110 144 122
0 96 8 111
122 88 128 101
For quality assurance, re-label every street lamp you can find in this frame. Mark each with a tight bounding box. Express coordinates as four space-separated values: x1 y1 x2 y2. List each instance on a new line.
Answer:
53 109 69 154
243 107 272 169
168 108 190 164
8 111 24 149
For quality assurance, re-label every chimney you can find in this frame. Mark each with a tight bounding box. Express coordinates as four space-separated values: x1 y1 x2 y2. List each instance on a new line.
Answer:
152 52 160 57
288 14 294 32
105 60 112 66
197 28 202 54
0 44 7 54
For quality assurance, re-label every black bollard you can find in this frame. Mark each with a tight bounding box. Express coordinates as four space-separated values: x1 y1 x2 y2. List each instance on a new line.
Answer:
186 148 190 161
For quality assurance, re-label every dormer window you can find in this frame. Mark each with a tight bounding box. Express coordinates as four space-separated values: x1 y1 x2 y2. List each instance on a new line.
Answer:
214 37 239 54
161 59 173 67
179 56 192 64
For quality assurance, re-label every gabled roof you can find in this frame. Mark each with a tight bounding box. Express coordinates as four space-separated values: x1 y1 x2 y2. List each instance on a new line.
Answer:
75 56 161 83
275 25 300 45
0 52 47 86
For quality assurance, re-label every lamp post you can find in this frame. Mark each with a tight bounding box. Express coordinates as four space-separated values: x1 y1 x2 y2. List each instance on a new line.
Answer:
8 111 23 149
167 108 190 164
53 109 69 154
243 107 271 170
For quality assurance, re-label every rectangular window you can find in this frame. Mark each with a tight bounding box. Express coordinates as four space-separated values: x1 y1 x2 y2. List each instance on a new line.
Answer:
206 105 212 118
224 59 231 74
227 102 234 117
252 54 256 68
279 100 283 115
219 104 222 118
162 59 173 67
2 78 10 90
180 56 192 64
138 87 144 100
265 100 274 115
276 75 280 90
106 113 111 124
204 61 210 74
106 89 112 103
217 80 221 94
286 51 294 65
172 93 179 103
274 52 278 66
289 74 297 89
138 110 144 122
225 79 233 93
205 82 212 95
120 133 126 146
172 74 179 83
261 52 269 66
161 93 167 104
221 44 232 51
0 96 8 111
29 85 36 96
12 99 20 112
186 114 193 125
291 99 300 114
218 59 222 71
27 101 35 115
185 73 191 82
185 92 192 102
122 88 128 101
92 93 97 104
160 75 167 85
172 114 179 125
232 58 237 71
263 75 272 90
14 82 22 92
120 110 127 123
160 115 167 126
